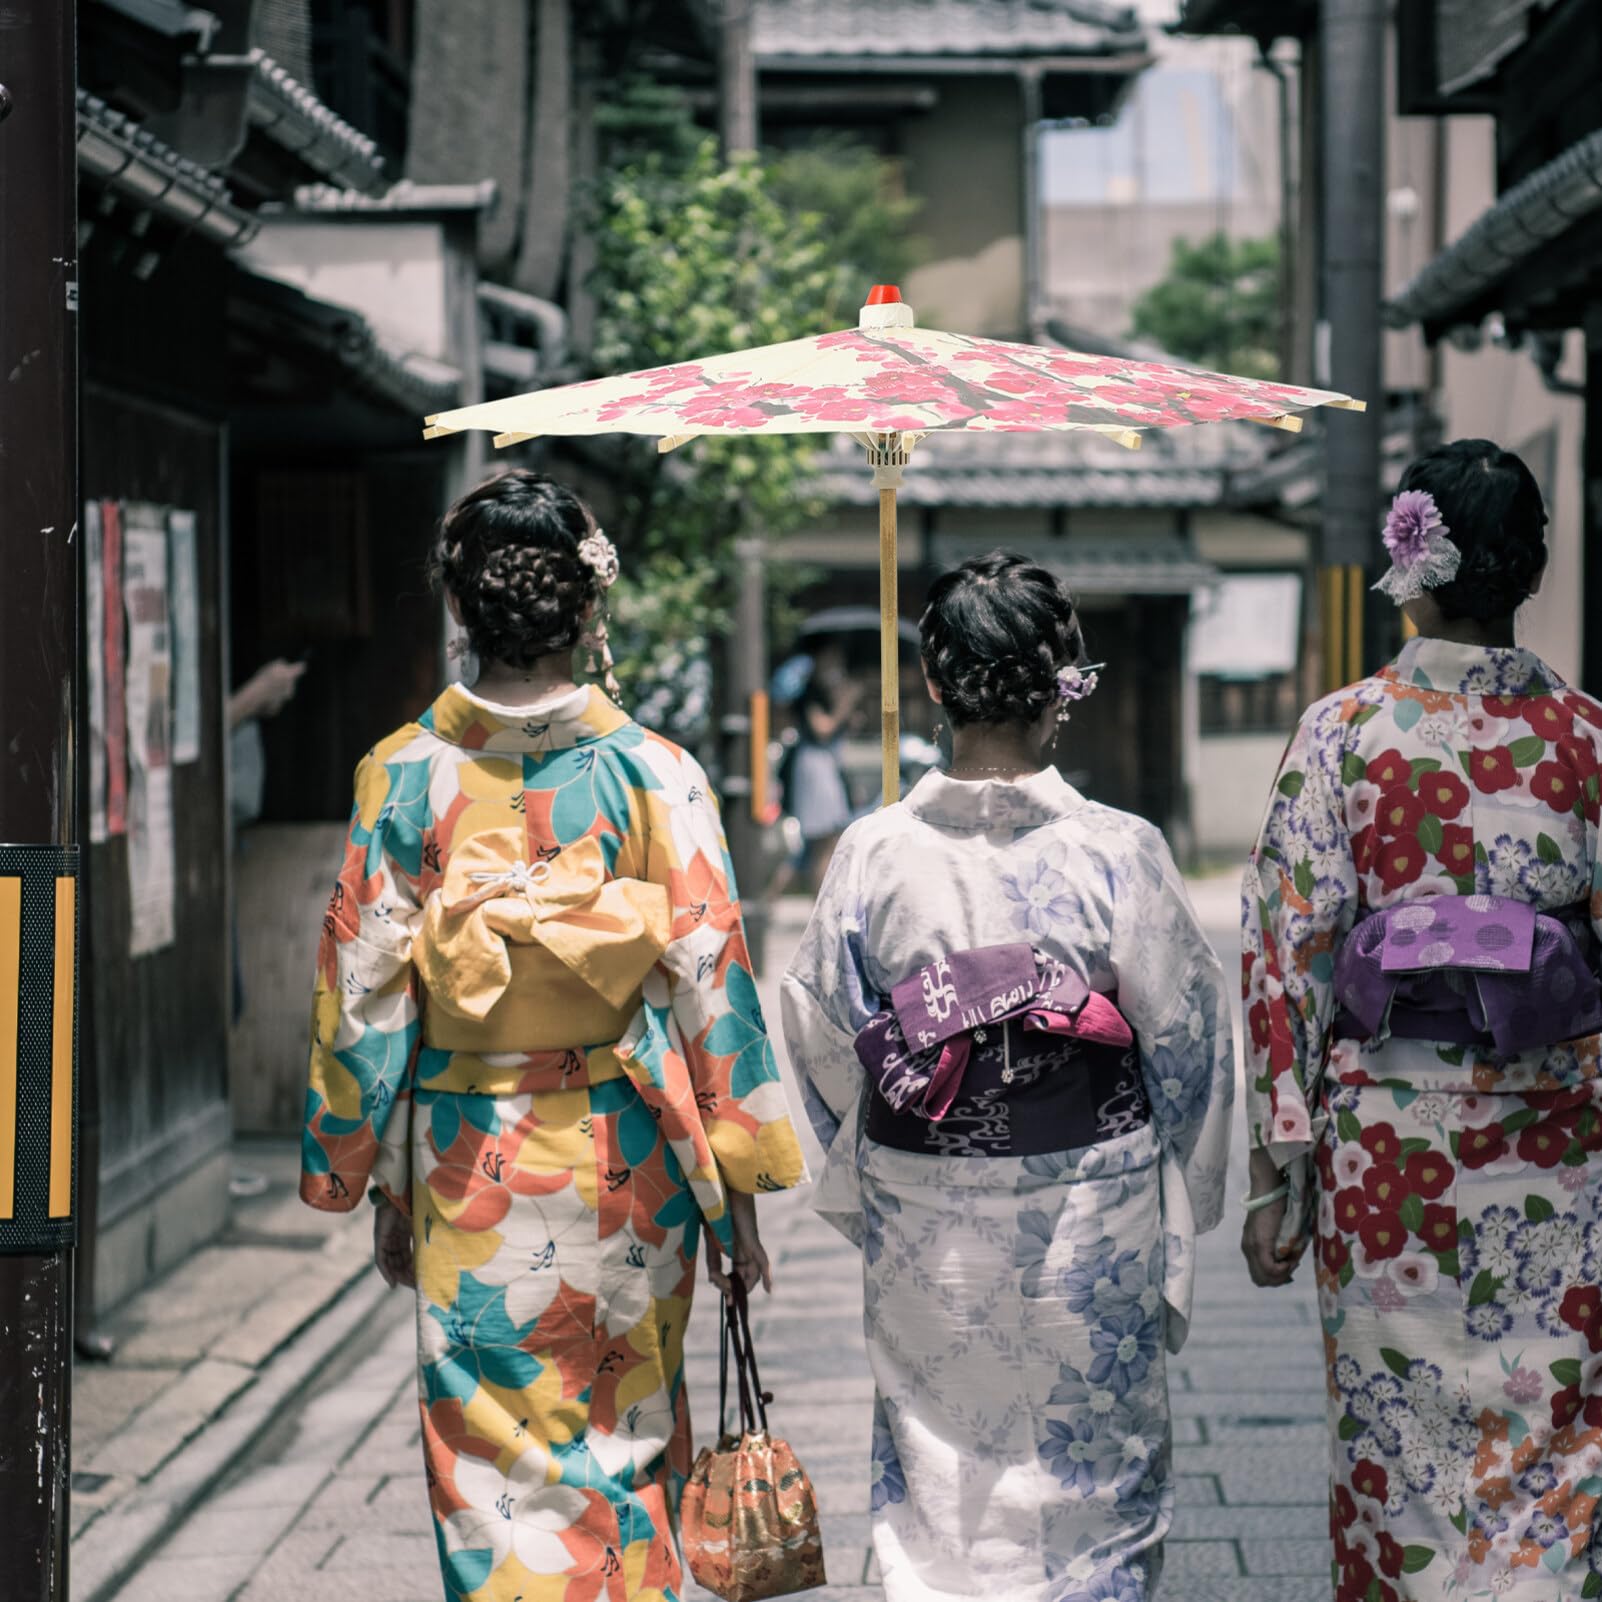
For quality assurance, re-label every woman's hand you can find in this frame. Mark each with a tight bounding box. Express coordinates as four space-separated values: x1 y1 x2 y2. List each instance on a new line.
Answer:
372 1193 416 1289
706 1191 774 1300
1240 1147 1300 1289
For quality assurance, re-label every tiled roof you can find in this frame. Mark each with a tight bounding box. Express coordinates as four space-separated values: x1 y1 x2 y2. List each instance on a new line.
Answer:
289 180 498 214
231 266 462 415
815 423 1265 508
754 0 1145 59
1384 126 1602 335
1041 539 1218 594
242 49 386 194
76 90 258 247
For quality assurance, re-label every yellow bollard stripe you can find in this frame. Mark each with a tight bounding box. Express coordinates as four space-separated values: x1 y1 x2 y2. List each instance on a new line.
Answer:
49 876 74 1218
1320 564 1367 693
0 878 18 1221
1346 565 1365 691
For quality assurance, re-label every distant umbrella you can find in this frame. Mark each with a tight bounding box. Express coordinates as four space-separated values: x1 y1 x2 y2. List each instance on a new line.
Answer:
770 652 814 705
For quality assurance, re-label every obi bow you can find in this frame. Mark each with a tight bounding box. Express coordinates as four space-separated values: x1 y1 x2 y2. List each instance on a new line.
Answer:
1334 894 1602 1055
854 943 1133 1121
417 829 671 1022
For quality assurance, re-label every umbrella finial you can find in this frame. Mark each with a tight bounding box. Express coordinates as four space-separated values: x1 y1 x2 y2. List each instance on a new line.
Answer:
860 285 914 331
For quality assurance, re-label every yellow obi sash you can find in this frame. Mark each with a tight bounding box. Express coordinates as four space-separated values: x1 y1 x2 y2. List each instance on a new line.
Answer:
416 829 671 1055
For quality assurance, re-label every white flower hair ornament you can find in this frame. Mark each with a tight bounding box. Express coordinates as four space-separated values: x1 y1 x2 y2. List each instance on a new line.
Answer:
1055 661 1105 723
1374 490 1461 605
576 528 623 700
577 529 620 591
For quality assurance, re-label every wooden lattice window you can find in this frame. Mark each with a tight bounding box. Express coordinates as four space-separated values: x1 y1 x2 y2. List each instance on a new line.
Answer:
254 469 372 644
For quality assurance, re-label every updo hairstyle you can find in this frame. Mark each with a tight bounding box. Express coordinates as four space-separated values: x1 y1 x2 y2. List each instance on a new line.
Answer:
1399 439 1548 621
920 551 1087 727
428 470 599 669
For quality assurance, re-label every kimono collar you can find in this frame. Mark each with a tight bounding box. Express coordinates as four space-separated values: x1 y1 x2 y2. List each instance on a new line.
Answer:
903 765 1086 830
424 682 632 753
1386 638 1562 698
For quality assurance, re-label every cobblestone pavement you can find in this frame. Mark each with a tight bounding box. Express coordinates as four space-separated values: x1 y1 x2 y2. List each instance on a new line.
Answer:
101 879 1331 1602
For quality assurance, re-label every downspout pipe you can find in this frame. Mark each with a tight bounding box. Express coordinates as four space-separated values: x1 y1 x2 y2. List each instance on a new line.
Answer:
1255 42 1298 382
1021 66 1045 341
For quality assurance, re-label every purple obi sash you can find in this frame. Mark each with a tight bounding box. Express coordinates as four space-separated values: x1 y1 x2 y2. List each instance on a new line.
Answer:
1333 895 1602 1055
854 944 1145 1157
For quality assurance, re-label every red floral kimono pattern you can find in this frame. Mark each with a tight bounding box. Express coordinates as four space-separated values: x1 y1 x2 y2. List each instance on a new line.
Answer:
1244 640 1602 1601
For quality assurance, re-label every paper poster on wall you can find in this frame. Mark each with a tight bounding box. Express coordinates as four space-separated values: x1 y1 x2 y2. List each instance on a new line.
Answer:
122 504 176 957
167 509 202 765
85 501 108 843
101 499 128 838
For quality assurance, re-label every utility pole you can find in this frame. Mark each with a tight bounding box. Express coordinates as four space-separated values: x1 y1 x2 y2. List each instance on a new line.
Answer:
715 2 768 967
1318 0 1386 691
0 6 80 1602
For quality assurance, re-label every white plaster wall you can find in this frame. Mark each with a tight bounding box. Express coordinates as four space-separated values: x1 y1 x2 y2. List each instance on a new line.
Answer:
1194 732 1285 858
240 219 452 361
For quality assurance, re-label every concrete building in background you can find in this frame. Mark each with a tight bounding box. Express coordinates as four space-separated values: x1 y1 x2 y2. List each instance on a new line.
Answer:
1042 27 1282 339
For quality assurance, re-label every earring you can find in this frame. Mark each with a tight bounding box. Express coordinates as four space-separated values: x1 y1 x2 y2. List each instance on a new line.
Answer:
581 614 622 701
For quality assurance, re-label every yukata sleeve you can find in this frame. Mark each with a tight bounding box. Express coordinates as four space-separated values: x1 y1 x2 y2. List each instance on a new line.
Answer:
1109 824 1236 1225
640 750 807 1201
1241 698 1358 1170
779 824 879 1246
301 742 429 1215
1107 822 1234 1350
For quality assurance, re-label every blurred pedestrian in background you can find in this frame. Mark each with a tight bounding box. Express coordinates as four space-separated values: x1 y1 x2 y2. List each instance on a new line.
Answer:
299 470 804 1600
1241 440 1602 1599
229 656 304 1015
782 551 1235 1602
769 654 860 899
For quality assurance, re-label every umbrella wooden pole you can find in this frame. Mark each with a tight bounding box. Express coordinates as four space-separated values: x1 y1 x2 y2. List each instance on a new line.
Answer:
880 485 900 805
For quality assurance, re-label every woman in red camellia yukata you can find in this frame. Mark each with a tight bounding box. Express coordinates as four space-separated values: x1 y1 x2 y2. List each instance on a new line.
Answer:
1240 439 1602 1601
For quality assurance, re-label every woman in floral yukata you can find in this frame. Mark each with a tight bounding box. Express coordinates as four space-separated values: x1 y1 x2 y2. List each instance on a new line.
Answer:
299 469 806 1602
1242 439 1602 1601
781 552 1236 1602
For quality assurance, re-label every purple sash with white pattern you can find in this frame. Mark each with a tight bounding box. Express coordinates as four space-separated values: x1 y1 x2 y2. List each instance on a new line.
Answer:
1333 894 1602 1054
854 943 1136 1131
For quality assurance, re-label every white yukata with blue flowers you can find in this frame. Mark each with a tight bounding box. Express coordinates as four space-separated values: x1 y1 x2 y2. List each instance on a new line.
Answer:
779 768 1235 1602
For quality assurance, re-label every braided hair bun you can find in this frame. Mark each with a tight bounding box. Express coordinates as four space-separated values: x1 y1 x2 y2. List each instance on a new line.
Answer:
920 551 1087 727
1399 439 1548 622
428 470 600 669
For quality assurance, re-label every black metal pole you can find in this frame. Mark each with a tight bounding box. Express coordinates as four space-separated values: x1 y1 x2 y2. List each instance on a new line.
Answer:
1319 0 1386 688
0 7 79 1599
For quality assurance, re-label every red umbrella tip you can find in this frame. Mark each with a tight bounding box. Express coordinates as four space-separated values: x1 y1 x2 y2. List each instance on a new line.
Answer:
865 285 902 306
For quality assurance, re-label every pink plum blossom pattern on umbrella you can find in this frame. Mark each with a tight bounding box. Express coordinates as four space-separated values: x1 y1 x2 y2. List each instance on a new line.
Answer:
426 325 1359 444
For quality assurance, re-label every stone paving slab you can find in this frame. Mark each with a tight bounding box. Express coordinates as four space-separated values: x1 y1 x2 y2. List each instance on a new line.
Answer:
1241 1537 1334 1576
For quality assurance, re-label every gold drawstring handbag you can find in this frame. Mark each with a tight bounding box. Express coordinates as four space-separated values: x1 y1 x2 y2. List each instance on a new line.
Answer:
680 1277 826 1600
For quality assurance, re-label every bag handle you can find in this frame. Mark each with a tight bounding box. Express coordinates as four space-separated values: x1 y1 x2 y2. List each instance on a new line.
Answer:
717 1275 771 1437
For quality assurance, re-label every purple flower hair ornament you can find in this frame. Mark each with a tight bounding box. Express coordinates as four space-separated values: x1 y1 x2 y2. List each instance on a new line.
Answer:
1374 490 1460 604
1055 661 1104 722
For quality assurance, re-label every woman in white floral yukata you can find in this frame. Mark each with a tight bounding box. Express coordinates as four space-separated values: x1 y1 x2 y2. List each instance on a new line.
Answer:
1242 439 1602 1602
781 552 1235 1602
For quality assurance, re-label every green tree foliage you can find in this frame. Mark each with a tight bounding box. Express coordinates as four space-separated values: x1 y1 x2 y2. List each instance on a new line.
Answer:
767 133 928 298
584 90 923 737
1129 232 1282 381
